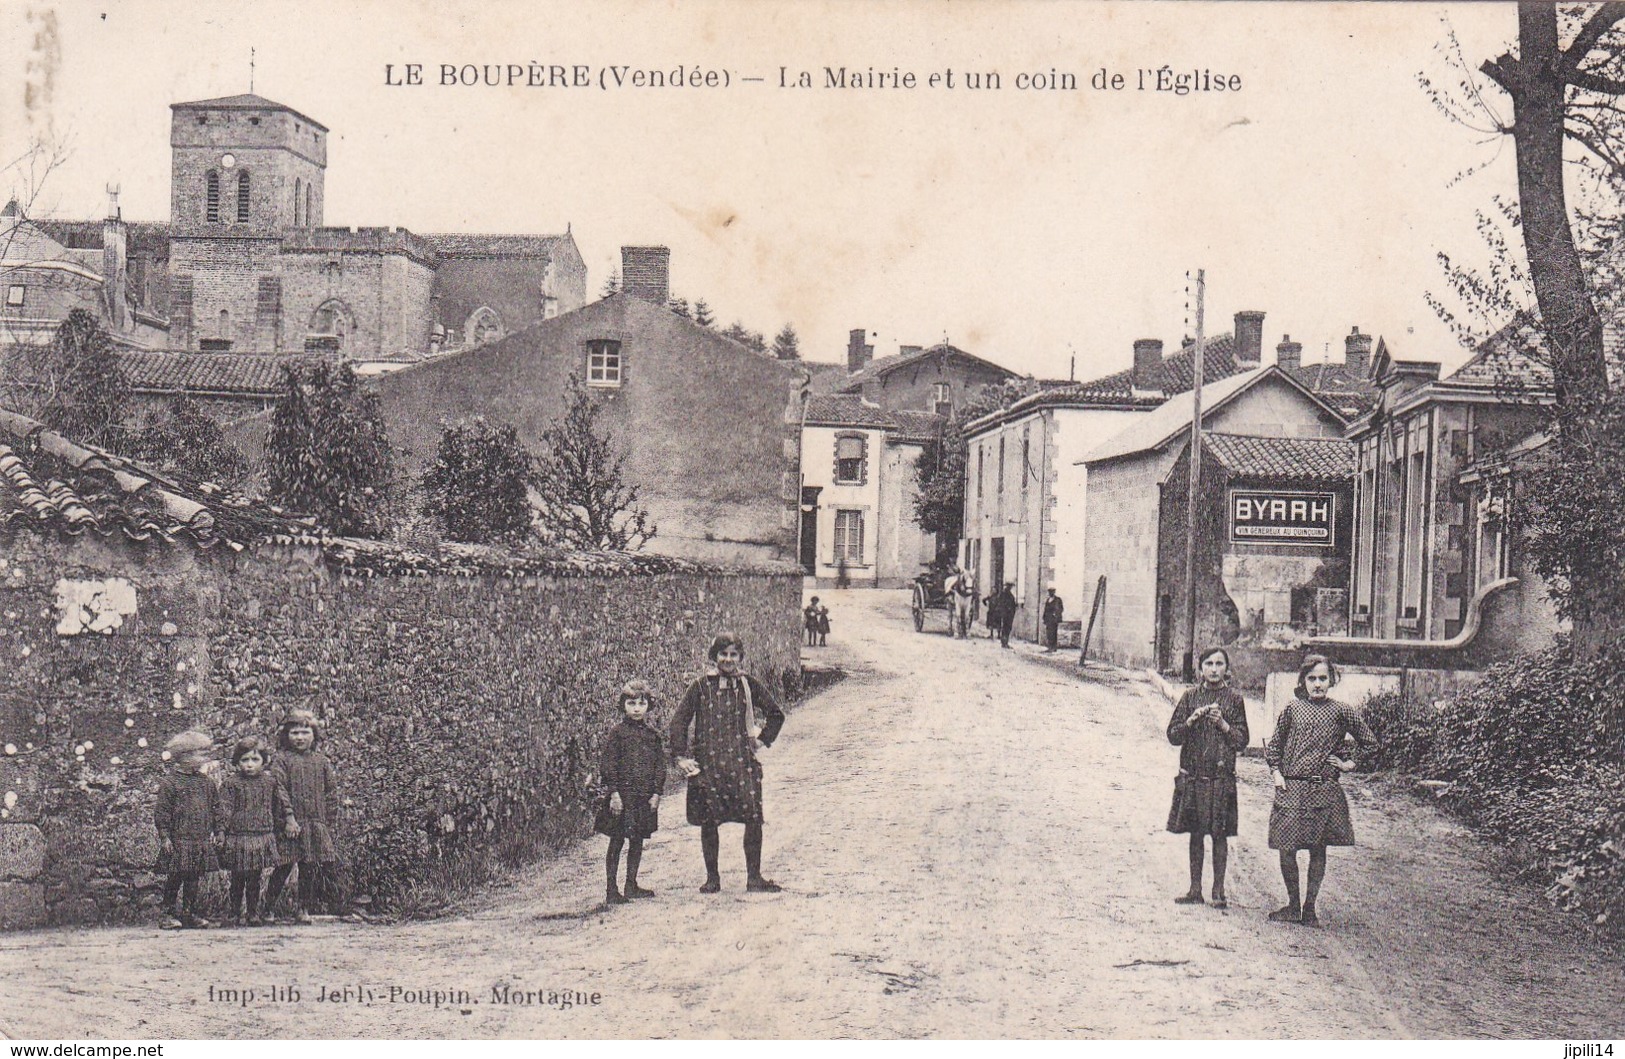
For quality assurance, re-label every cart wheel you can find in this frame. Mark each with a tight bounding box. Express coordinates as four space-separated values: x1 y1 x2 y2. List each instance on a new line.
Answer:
911 585 926 632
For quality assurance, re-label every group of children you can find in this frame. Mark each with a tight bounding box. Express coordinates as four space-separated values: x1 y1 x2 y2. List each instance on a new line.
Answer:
802 597 831 647
1166 648 1377 927
154 708 340 929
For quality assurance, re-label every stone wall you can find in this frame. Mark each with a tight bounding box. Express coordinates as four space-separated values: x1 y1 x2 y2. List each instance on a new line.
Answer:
0 530 801 929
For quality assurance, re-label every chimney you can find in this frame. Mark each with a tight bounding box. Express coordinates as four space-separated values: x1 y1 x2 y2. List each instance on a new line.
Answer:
847 328 875 374
102 185 128 330
1344 325 1373 376
620 245 670 305
1275 334 1302 373
1132 338 1164 391
1234 310 1265 368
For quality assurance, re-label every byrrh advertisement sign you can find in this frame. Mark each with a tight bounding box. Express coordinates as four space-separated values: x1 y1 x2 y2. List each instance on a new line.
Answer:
1229 489 1336 546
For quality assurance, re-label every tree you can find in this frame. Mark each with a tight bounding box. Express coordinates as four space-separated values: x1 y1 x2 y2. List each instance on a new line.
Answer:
693 298 715 328
3 308 129 447
772 323 801 360
420 417 538 545
600 270 621 298
533 376 656 550
668 296 691 319
722 321 767 353
128 395 249 487
1452 6 1625 642
911 383 1014 560
264 362 393 537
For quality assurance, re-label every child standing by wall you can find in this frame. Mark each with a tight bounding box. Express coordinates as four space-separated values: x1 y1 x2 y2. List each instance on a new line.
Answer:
594 679 665 905
1166 647 1249 909
264 709 341 924
816 600 830 647
804 597 821 647
216 735 289 926
154 729 219 929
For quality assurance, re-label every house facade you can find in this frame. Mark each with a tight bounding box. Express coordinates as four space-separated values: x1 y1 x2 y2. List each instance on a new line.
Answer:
800 395 940 587
1079 366 1350 669
836 332 1018 418
1345 326 1558 651
373 249 803 565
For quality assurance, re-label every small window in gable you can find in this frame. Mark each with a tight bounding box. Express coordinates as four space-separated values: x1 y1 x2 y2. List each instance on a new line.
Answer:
932 382 952 417
587 339 622 387
834 433 868 485
5 285 23 307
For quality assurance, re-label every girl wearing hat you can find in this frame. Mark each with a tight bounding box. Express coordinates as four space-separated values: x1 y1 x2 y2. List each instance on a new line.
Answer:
670 633 786 893
263 709 341 924
154 729 220 929
594 679 665 905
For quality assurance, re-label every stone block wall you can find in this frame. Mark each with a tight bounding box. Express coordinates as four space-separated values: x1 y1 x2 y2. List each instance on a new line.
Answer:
0 530 801 929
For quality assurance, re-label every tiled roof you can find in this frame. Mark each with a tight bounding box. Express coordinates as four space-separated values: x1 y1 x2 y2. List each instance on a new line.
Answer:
1285 362 1377 417
0 410 314 548
890 409 945 442
171 93 328 132
119 352 323 398
1158 333 1246 394
838 343 1017 392
803 394 943 440
1441 321 1554 392
34 220 172 254
1203 432 1355 482
420 233 572 258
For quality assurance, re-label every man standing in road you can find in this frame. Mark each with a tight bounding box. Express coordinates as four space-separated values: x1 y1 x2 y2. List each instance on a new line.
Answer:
991 582 1017 649
1042 587 1064 652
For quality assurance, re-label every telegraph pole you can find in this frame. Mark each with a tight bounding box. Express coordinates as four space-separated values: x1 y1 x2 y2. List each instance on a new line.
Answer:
1181 270 1206 681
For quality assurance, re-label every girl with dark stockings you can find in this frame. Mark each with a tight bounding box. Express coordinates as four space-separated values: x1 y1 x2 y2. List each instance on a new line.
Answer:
1166 647 1248 910
595 680 664 904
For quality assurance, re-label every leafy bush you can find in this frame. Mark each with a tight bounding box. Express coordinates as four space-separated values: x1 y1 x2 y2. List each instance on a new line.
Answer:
1360 637 1625 933
1360 692 1437 773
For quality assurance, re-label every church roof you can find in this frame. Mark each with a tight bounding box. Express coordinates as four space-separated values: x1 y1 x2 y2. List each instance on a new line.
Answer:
171 93 328 132
420 232 575 258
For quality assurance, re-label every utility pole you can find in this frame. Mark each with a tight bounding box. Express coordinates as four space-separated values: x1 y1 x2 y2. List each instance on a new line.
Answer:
1181 270 1206 682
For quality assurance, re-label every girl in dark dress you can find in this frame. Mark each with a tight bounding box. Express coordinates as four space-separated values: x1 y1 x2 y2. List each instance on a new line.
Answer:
595 679 665 905
264 709 341 924
804 598 821 647
816 602 830 647
1265 654 1379 927
216 735 290 926
155 729 220 929
670 633 786 894
1166 647 1249 909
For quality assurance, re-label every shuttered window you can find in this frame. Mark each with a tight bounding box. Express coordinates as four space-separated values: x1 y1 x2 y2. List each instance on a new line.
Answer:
833 509 865 565
834 434 867 484
237 171 251 223
205 171 220 222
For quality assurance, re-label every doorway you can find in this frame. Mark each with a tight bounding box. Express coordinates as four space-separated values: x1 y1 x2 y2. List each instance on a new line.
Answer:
800 486 821 574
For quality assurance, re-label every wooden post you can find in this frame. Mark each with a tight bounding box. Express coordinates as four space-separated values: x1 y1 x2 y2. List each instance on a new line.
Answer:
1181 270 1206 682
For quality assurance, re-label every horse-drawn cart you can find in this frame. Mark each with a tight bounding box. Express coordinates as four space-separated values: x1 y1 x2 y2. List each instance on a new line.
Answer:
910 568 971 635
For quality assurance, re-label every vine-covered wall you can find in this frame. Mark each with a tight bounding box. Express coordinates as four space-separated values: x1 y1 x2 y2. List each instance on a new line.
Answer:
0 530 802 928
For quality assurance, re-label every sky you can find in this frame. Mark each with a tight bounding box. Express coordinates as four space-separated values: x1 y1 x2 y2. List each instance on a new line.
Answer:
0 1 1522 380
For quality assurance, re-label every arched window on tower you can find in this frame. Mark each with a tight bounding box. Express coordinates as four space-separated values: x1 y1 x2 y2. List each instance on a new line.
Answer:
306 299 353 353
237 171 251 223
305 184 313 227
294 177 303 226
205 171 220 222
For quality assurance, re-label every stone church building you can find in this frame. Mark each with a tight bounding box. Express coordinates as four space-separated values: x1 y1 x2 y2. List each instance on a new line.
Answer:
32 93 586 367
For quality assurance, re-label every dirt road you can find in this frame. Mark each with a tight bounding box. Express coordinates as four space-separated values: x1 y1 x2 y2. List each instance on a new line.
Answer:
4 589 1622 1038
